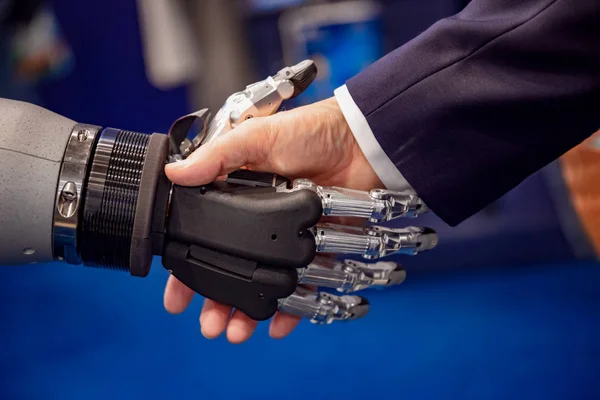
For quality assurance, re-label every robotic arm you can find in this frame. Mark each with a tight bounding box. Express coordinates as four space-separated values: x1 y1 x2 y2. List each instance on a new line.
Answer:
0 60 438 325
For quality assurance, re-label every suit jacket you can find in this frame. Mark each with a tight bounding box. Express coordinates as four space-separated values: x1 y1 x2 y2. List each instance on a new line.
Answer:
346 0 600 226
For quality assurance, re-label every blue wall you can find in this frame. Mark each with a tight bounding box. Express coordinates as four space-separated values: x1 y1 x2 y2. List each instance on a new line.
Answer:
38 0 190 134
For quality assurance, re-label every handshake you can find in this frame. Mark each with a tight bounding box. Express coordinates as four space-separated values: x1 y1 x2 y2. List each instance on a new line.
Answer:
162 60 438 343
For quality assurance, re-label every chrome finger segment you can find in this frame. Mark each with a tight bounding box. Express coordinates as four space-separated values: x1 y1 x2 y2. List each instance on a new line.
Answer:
313 224 381 258
368 225 439 255
297 256 406 292
272 59 318 98
277 287 370 324
313 223 439 259
290 179 428 222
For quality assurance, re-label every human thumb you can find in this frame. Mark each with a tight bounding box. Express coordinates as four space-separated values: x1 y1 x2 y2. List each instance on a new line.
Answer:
164 118 272 186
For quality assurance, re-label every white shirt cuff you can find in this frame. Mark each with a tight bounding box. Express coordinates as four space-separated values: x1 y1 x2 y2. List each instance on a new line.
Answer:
334 84 413 191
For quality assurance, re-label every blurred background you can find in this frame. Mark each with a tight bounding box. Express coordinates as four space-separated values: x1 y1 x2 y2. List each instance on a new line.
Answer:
1 0 599 399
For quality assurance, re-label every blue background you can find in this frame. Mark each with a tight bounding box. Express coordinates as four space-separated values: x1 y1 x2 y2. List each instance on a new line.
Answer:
1 260 599 399
1 0 599 399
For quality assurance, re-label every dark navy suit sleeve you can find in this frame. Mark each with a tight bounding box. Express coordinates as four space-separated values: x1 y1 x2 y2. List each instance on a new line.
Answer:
346 0 600 226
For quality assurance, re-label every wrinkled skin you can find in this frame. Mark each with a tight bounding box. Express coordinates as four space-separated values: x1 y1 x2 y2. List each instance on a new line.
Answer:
163 97 382 343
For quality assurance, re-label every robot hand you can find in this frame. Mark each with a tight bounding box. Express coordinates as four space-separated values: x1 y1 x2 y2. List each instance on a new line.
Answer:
163 170 438 323
0 60 438 327
163 61 438 324
162 170 436 324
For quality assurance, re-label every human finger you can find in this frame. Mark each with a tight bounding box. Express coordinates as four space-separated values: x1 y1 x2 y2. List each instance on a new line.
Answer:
226 310 259 344
164 275 195 314
269 312 302 339
199 299 233 339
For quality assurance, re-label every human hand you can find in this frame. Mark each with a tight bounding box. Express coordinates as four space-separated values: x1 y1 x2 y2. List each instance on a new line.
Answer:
163 96 383 343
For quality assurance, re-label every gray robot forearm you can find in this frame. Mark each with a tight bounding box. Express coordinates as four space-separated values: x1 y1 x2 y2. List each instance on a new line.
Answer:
0 99 76 266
